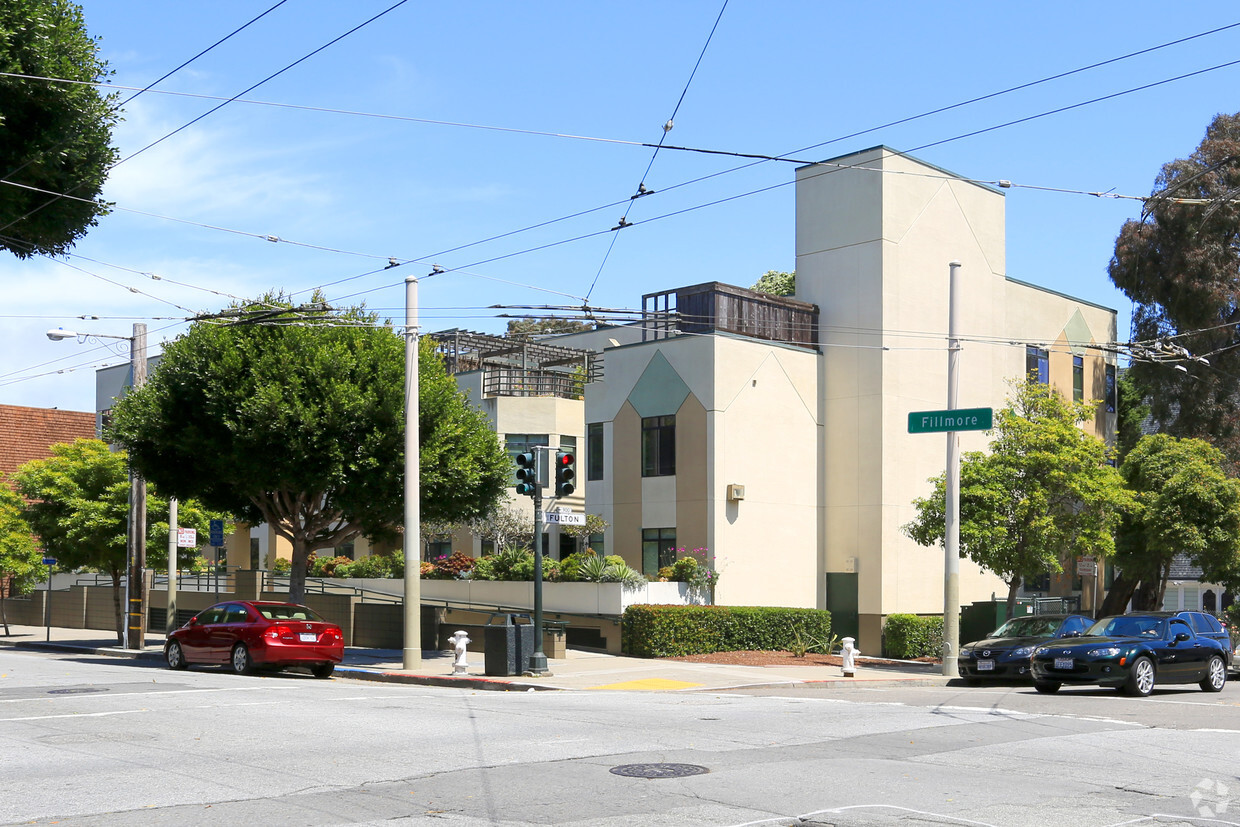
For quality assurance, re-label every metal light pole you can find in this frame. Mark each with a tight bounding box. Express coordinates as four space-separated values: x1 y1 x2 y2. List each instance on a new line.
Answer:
943 261 962 679
47 322 147 649
403 275 422 670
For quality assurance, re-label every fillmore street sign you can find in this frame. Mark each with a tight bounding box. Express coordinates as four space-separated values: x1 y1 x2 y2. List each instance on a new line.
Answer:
908 407 993 434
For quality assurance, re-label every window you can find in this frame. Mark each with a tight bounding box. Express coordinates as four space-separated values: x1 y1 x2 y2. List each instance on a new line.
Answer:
336 541 355 560
1072 356 1084 401
558 533 576 558
641 528 676 575
641 415 676 477
506 433 549 486
1026 346 1049 385
587 422 604 481
587 532 605 557
1062 616 1090 636
1105 364 1116 413
425 535 451 562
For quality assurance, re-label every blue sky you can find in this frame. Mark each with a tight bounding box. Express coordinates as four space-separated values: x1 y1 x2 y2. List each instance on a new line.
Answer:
4 2 1239 411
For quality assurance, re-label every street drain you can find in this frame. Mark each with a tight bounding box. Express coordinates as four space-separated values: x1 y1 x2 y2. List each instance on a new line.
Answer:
47 687 109 695
609 763 710 779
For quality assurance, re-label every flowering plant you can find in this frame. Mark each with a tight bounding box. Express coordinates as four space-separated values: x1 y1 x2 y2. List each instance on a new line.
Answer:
668 547 719 601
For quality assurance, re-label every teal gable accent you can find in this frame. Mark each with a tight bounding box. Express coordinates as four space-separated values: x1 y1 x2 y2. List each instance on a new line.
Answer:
629 351 691 418
1063 309 1093 356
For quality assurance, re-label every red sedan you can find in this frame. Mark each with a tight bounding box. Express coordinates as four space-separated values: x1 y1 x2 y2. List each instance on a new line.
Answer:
164 601 344 678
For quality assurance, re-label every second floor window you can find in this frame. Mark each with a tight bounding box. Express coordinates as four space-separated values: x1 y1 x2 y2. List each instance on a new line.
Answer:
1026 346 1049 385
587 423 604 481
641 415 676 477
1073 355 1084 401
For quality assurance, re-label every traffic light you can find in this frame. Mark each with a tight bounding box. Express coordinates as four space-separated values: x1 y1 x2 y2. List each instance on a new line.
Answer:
515 451 537 496
554 451 575 497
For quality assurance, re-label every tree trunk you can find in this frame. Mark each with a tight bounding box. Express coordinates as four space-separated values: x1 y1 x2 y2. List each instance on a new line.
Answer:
1132 578 1161 611
1 580 9 636
111 572 123 646
288 536 311 605
1100 571 1138 616
1005 577 1021 620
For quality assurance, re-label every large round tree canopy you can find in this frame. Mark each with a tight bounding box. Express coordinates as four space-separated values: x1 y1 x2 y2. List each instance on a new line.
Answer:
0 0 118 258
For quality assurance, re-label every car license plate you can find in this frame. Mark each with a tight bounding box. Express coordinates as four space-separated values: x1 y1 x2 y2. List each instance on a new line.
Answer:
1054 657 1073 670
977 660 995 671
299 633 317 642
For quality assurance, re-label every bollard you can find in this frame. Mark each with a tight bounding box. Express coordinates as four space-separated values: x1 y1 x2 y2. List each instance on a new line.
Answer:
841 636 858 677
449 630 471 675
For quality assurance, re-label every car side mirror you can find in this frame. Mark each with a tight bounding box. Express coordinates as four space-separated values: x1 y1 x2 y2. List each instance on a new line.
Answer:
1061 631 1082 638
1175 632 1191 642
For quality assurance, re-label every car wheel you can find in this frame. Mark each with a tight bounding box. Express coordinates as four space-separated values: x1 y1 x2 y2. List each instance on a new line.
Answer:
311 662 335 679
1200 655 1227 692
1034 681 1060 694
230 643 254 675
1124 656 1155 696
165 641 188 670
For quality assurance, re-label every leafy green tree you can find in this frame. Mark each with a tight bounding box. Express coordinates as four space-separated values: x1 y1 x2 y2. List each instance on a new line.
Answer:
750 270 795 296
0 486 43 635
12 439 216 643
109 297 511 604
505 317 594 337
0 0 119 258
1108 113 1240 468
1115 370 1150 464
1100 434 1240 614
904 381 1130 618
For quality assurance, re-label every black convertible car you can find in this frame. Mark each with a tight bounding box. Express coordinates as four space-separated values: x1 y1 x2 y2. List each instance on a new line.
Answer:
1029 613 1229 696
958 613 1093 682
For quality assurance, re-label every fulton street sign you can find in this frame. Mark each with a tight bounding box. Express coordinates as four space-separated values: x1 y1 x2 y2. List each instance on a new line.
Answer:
907 407 993 434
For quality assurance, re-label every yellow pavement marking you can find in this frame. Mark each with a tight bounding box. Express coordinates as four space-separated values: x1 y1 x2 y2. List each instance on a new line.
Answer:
587 678 702 691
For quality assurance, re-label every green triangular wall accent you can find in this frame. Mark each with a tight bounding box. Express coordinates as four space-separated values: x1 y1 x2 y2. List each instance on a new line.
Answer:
629 350 691 418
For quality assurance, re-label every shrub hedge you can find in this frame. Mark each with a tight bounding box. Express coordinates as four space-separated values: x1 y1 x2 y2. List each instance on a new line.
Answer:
621 604 832 658
882 613 943 659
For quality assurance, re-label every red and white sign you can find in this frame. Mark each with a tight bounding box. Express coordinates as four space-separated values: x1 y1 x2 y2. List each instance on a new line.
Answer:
176 528 198 548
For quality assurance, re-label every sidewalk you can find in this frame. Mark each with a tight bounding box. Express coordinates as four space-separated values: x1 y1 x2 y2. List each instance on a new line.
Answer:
0 623 952 693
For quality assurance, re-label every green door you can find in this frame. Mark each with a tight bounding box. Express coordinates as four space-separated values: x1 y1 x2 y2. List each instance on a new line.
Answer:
825 573 859 640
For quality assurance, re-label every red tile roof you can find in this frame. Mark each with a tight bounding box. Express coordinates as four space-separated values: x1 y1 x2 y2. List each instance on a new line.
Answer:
0 404 97 486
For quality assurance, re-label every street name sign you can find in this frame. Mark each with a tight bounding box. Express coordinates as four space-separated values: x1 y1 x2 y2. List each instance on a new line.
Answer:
541 511 586 526
908 407 993 434
43 557 56 566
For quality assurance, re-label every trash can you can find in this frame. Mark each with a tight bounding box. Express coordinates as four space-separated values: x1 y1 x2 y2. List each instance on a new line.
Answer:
484 615 534 676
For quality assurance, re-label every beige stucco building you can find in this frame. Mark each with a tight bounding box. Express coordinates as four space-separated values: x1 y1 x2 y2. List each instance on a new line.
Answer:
582 147 1117 651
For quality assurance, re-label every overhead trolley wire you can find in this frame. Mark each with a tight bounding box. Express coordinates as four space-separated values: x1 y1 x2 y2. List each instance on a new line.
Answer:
584 0 730 302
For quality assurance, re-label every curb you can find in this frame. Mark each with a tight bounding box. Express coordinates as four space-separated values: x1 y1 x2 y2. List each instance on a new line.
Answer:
332 666 561 692
6 640 165 663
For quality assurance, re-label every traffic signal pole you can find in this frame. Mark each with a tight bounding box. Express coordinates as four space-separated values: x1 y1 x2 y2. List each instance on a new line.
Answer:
528 464 549 676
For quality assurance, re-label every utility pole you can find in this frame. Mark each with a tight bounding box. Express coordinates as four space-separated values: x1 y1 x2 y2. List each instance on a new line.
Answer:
166 497 178 635
403 275 422 670
942 261 962 679
126 322 148 650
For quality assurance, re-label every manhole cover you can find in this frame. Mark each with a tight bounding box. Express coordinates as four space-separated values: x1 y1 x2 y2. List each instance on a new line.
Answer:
47 687 109 695
609 763 710 779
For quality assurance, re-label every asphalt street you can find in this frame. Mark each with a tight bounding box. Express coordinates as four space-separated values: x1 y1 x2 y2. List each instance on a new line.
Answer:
3 647 1239 826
